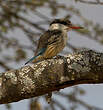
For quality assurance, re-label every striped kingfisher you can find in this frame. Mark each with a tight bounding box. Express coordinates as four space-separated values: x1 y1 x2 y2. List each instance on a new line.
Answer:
25 18 83 65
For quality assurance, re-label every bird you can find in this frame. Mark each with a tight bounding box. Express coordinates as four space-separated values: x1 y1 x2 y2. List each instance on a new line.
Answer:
25 18 83 65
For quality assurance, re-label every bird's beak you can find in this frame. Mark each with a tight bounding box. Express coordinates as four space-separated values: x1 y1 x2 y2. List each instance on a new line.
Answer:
69 25 83 29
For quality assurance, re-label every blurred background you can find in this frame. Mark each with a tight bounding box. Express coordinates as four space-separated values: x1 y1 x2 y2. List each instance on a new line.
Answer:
0 0 103 110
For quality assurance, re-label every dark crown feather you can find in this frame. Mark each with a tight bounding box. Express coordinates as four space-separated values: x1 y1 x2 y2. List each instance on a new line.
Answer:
50 19 72 26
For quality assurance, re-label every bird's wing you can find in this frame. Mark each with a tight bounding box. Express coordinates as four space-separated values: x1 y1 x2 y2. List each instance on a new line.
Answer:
25 30 62 65
34 30 62 56
34 30 50 56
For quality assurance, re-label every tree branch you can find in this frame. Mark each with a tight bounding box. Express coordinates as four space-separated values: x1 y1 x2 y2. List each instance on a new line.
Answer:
0 49 103 104
76 0 103 5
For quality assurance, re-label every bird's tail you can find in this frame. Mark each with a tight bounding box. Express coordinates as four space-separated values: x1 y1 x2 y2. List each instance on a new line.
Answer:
32 55 44 63
25 55 44 65
25 56 37 65
25 48 46 65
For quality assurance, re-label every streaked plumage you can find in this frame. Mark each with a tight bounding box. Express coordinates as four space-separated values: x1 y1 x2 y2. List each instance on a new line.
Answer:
25 18 83 65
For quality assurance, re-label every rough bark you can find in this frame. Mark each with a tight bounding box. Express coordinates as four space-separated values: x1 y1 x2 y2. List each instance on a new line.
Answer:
0 49 103 104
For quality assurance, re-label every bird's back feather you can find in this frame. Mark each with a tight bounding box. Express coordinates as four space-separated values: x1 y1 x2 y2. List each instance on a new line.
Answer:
25 29 67 64
35 30 62 56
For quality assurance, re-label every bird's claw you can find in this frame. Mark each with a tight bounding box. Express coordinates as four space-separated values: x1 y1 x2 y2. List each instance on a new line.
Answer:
55 55 64 59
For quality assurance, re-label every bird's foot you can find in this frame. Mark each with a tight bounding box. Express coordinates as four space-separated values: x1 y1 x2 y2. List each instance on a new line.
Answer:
55 55 64 59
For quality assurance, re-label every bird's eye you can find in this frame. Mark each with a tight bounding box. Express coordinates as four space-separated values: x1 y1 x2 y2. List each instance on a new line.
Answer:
60 21 68 26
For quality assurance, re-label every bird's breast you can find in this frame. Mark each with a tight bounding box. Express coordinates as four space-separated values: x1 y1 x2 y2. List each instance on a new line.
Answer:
63 34 68 46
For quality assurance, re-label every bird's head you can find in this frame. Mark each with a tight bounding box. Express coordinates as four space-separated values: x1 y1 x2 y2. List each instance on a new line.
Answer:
50 18 83 32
